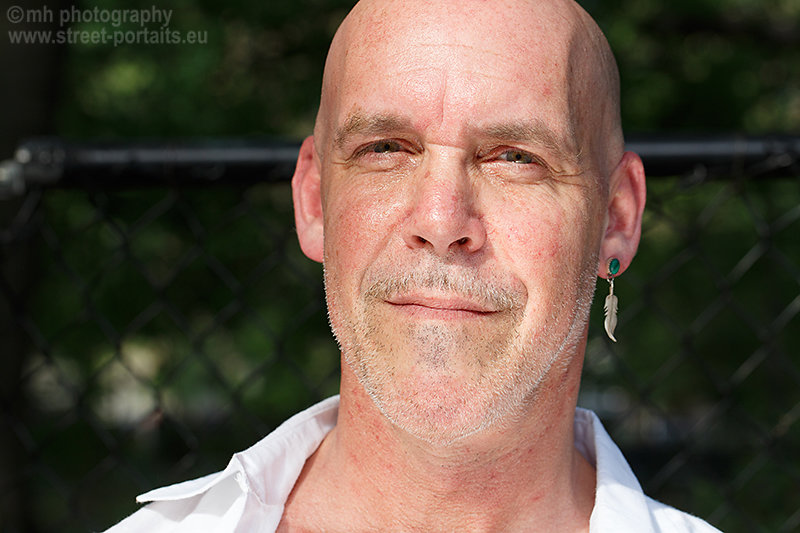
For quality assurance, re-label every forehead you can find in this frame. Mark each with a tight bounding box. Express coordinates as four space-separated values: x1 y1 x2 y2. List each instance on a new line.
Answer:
325 0 582 146
348 0 577 60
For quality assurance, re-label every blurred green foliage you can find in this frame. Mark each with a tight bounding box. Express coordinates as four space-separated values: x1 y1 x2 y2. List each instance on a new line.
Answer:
58 0 356 138
55 0 800 137
8 0 800 532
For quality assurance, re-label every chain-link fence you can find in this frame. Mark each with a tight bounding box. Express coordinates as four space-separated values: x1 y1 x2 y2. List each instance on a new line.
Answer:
1 137 799 533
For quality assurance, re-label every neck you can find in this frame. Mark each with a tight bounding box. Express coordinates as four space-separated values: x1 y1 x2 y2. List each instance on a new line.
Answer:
282 351 595 532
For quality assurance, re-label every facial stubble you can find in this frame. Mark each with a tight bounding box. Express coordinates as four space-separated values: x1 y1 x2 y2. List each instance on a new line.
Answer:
325 257 599 445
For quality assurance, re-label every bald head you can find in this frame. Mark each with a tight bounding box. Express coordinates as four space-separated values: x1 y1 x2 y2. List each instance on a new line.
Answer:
291 0 647 449
315 0 623 176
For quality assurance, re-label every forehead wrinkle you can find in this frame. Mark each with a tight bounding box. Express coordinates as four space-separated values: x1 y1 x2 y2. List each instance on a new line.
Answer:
405 41 507 60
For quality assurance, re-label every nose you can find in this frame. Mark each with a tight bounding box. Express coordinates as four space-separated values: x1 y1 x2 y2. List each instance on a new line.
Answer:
401 154 487 257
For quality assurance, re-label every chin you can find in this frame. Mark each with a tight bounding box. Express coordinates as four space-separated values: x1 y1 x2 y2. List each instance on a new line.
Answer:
346 344 539 445
379 379 496 445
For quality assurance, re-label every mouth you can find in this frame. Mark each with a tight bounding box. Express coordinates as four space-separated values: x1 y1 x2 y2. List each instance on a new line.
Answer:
386 292 498 318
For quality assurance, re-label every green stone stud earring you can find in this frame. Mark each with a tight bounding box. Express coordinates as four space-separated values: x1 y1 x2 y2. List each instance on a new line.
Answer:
608 258 620 277
604 258 620 342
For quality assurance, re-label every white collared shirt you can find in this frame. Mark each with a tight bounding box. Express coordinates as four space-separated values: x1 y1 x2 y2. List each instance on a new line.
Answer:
104 396 722 532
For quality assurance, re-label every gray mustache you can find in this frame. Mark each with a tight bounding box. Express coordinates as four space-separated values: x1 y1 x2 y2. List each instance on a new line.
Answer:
364 269 524 311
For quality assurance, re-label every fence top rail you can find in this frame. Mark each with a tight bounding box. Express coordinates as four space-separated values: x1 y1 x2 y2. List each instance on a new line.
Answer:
1 135 798 199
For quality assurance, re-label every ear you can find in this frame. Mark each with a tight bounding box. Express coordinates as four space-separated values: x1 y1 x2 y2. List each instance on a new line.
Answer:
597 151 647 278
292 135 324 263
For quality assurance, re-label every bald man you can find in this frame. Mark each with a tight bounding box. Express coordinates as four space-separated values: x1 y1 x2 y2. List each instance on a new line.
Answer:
106 1 721 531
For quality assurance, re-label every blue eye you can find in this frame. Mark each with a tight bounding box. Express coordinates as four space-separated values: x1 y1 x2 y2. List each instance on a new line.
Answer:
499 150 535 164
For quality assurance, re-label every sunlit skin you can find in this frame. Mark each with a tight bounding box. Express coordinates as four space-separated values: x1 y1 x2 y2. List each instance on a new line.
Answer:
284 0 646 531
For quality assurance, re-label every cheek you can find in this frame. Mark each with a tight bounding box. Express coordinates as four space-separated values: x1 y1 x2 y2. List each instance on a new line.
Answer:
490 187 597 301
498 221 561 274
323 179 402 281
494 192 571 267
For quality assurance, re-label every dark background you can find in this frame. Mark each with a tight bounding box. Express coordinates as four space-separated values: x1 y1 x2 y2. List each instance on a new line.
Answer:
1 0 799 531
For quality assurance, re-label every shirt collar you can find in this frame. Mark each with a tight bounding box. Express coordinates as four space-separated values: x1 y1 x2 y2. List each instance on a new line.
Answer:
136 395 339 506
575 408 659 533
136 398 658 532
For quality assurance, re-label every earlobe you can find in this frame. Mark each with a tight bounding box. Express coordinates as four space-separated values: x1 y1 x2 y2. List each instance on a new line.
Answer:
292 136 325 263
597 151 647 277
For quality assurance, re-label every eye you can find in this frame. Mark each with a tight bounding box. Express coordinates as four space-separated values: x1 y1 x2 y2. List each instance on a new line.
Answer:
348 139 418 171
367 140 404 154
497 149 536 164
479 146 552 183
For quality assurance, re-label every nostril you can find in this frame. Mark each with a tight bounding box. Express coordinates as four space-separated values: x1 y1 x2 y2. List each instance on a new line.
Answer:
457 237 469 245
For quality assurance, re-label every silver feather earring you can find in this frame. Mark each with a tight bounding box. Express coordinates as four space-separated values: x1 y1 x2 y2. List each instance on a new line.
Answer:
604 258 620 342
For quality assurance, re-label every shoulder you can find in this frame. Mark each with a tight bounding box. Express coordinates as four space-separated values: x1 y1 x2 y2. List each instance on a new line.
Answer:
645 496 723 533
574 408 722 533
102 396 340 533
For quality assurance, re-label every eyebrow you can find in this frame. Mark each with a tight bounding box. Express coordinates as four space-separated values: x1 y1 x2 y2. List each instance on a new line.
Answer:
333 111 581 171
334 112 414 150
477 120 581 170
